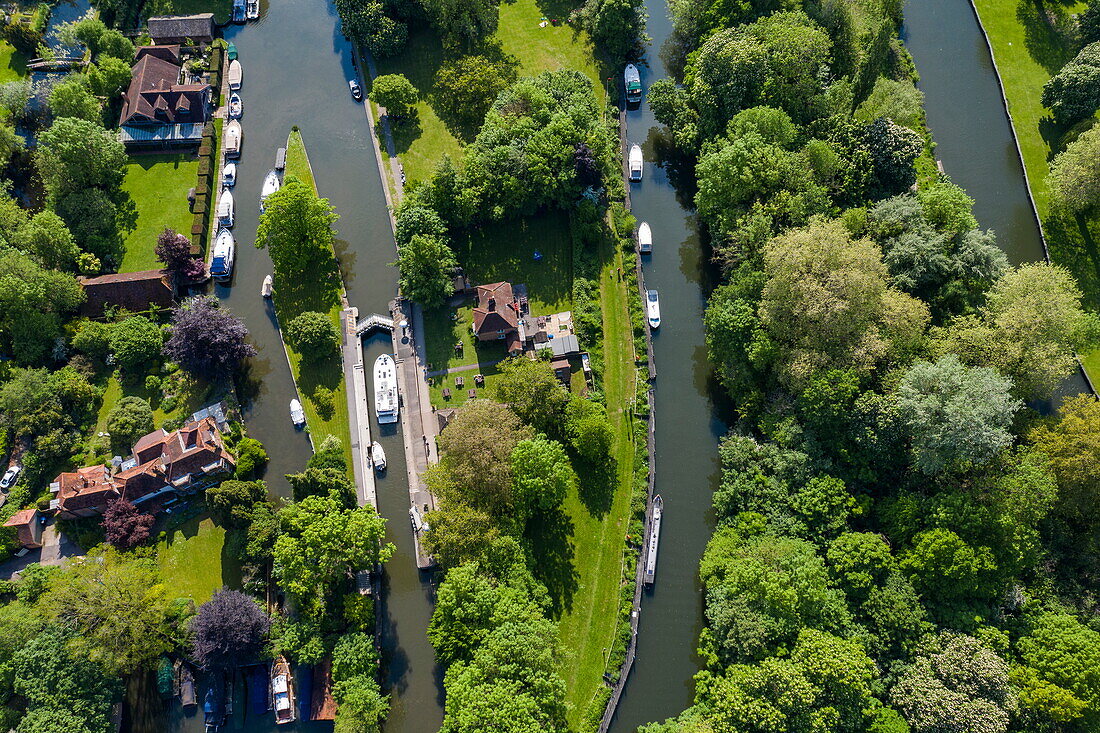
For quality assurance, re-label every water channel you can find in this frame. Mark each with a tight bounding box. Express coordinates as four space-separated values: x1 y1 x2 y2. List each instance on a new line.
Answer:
162 0 442 728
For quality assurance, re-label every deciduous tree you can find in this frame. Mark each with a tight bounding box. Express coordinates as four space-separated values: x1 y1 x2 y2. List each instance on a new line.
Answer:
256 178 339 282
164 295 256 379
420 0 500 52
284 311 339 362
433 55 517 130
370 73 417 119
13 211 78 271
101 498 154 550
37 117 126 199
510 437 575 519
109 316 163 371
48 75 100 122
190 589 271 670
155 227 205 284
394 233 457 306
206 479 268 528
1048 125 1100 214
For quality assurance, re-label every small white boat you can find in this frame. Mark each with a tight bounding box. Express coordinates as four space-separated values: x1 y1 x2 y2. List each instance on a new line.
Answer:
217 187 234 228
638 221 652 254
228 59 243 91
371 441 386 472
625 63 642 104
224 119 242 158
210 229 234 281
644 494 663 585
374 354 399 424
261 274 273 298
222 161 236 187
228 92 242 119
629 144 643 182
246 0 259 19
271 656 295 725
647 289 660 329
290 399 305 428
349 79 363 100
260 170 280 209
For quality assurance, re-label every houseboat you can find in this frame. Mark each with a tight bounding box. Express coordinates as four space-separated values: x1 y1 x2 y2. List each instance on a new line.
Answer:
228 59 243 91
224 120 242 158
628 144 643 181
228 92 242 119
624 63 642 104
217 188 234 228
371 441 386 473
246 0 259 19
210 229 235 282
222 161 236 187
271 656 296 725
290 399 305 428
644 494 663 585
260 170 280 209
261 274 273 298
646 289 661 329
638 221 652 254
373 354 399 424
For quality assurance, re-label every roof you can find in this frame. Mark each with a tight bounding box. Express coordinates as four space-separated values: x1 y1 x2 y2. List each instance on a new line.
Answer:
78 269 173 318
3 508 36 528
147 14 215 40
472 282 519 336
54 465 117 514
120 52 210 127
120 123 205 144
134 45 181 63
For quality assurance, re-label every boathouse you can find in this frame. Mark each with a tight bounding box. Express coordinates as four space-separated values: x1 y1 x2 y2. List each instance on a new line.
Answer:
77 269 174 318
147 14 216 44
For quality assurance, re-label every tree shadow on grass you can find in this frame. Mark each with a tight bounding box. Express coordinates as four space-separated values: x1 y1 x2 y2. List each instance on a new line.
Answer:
1016 0 1078 74
1045 211 1100 309
388 114 425 156
524 505 578 618
575 455 617 518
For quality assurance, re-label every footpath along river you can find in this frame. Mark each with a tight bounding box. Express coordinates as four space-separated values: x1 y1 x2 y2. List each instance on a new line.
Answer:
160 0 443 729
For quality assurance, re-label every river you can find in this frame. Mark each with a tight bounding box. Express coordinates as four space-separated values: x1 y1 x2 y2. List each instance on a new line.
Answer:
160 0 443 728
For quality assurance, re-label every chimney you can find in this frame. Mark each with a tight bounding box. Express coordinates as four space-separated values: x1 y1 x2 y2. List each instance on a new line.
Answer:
488 297 496 310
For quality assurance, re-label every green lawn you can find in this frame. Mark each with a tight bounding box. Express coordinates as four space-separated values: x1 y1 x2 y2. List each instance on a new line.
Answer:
119 154 200 273
274 130 352 465
0 41 27 83
159 0 232 24
157 516 241 604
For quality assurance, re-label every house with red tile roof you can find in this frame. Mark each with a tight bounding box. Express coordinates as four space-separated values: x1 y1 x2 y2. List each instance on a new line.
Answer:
3 508 43 549
472 282 523 355
119 45 211 148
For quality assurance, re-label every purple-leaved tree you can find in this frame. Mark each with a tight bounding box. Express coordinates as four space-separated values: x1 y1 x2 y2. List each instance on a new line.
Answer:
164 295 257 379
155 228 206 284
190 588 271 670
102 498 155 551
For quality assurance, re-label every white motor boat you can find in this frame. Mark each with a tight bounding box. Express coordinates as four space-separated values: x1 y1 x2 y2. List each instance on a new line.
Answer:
246 0 259 19
260 170 280 210
228 59 243 90
628 144 643 181
371 441 386 472
290 399 305 428
224 119 242 158
228 92 242 119
638 221 652 254
261 274 273 298
374 354 399 424
349 79 363 100
210 229 235 281
647 289 661 329
624 63 642 104
217 187 234 228
222 161 236 187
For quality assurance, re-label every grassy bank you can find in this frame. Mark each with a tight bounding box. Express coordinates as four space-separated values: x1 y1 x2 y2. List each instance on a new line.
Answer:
120 154 201 272
272 130 352 466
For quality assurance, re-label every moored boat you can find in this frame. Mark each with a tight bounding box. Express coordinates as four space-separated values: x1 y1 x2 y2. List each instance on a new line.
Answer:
410 505 426 532
246 0 259 19
210 229 235 282
644 494 663 585
275 147 286 170
647 289 660 329
224 120 242 158
628 144 643 181
226 42 237 61
271 656 296 725
638 221 652 254
228 59 243 90
261 274 273 298
349 79 362 100
625 63 642 104
371 441 386 472
231 0 245 21
290 399 305 428
179 663 197 707
217 188 234 228
228 92 242 119
373 354 399 424
260 170 280 209
222 161 236 187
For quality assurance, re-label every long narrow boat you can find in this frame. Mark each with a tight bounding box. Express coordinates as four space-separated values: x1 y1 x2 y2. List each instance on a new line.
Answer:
271 656 296 725
228 59 243 91
644 494 663 585
373 354 399 424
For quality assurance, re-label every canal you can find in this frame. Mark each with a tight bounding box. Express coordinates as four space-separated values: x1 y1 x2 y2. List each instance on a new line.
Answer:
164 0 442 728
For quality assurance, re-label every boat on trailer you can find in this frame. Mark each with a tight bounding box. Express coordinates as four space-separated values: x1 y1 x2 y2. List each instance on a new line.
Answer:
624 63 642 104
638 221 652 254
628 144 643 181
271 656 296 725
644 494 663 585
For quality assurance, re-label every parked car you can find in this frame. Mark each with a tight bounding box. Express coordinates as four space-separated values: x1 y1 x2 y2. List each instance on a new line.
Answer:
0 464 21 490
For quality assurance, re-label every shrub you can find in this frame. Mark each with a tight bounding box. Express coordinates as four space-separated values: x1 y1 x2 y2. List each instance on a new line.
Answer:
105 396 154 449
284 311 339 362
312 385 336 420
234 437 268 478
109 316 163 370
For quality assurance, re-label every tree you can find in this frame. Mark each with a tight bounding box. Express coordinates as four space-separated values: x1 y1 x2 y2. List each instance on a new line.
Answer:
394 203 448 246
917 180 978 234
1030 394 1100 524
36 117 126 199
1042 42 1100 124
436 400 533 512
890 633 1017 733
286 466 356 504
283 310 339 361
863 116 922 198
581 0 647 62
855 77 925 129
164 295 257 379
511 437 575 519
423 499 502 570
394 233 457 306
0 366 96 439
894 355 1020 475
235 437 268 478
57 15 133 60
190 589 271 670
85 57 131 98
1048 125 1100 214
899 528 998 604
332 633 388 733
54 187 122 266
565 396 613 462
0 250 84 364
207 479 268 528
109 316 163 371
433 55 517 130
48 75 100 122
420 0 501 52
335 0 407 58
155 227 204 283
256 178 339 281
370 74 417 119
38 546 179 675
273 495 393 619
13 210 78 271
101 498 154 550
1016 612 1100 725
